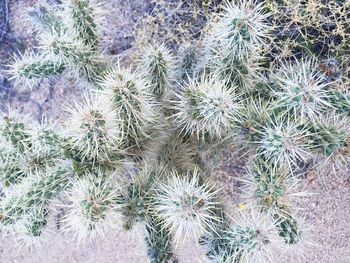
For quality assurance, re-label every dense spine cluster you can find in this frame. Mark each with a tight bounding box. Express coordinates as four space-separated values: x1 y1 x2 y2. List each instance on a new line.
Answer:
7 0 104 88
2 0 350 262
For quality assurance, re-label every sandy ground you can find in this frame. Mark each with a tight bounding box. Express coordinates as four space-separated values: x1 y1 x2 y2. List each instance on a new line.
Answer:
0 0 350 262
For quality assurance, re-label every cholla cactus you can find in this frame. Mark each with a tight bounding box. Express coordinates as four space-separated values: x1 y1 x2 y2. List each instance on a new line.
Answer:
234 98 272 144
144 217 176 263
241 162 305 214
27 0 65 34
270 59 332 122
224 211 284 263
7 52 66 89
63 173 121 242
62 0 102 50
5 0 350 261
177 42 201 82
39 32 99 76
0 168 71 227
307 113 350 172
20 121 61 176
63 93 124 169
211 0 269 57
276 214 314 261
172 76 240 140
117 173 149 231
205 0 269 90
98 65 158 147
328 90 350 115
0 110 62 187
12 206 50 247
152 170 218 244
202 209 285 263
256 116 312 171
0 108 31 150
139 44 176 98
8 0 105 89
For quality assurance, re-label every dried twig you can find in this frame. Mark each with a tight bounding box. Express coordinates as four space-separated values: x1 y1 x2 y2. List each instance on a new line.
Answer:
0 0 9 43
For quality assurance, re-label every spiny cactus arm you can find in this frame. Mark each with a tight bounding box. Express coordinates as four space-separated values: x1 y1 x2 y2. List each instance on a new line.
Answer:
139 44 176 98
269 59 333 122
0 153 27 187
63 93 124 170
200 206 233 262
202 209 285 263
0 195 25 225
5 205 51 248
241 160 305 213
114 169 176 262
177 43 201 82
98 66 158 147
255 116 313 171
224 210 285 263
144 216 176 263
216 56 262 91
40 32 100 80
209 0 270 58
274 211 314 250
63 173 122 242
7 52 66 90
27 1 65 34
63 0 100 51
303 113 350 170
0 169 72 226
233 97 272 144
172 76 241 141
327 90 350 115
204 0 270 91
0 115 63 187
0 109 31 150
152 169 219 245
28 119 63 152
274 212 314 259
306 119 348 156
117 178 149 231
7 1 67 90
8 1 105 88
22 169 71 207
22 206 49 238
275 213 301 245
5 206 51 247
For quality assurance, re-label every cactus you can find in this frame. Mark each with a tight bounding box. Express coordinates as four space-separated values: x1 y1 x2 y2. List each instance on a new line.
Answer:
255 116 313 171
0 168 71 226
63 0 101 50
202 210 285 263
7 52 66 89
63 172 121 242
152 169 218 244
205 0 269 91
63 93 124 170
144 217 176 263
3 0 350 261
269 59 332 122
306 113 350 171
98 65 158 147
8 0 105 89
27 1 64 34
172 76 241 140
139 44 176 98
241 161 305 213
